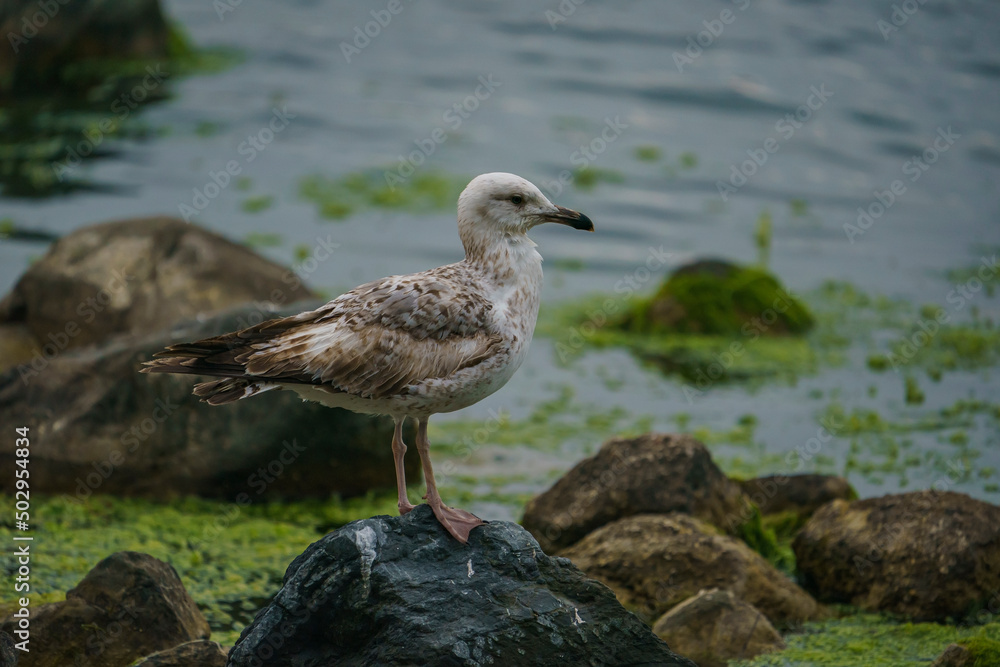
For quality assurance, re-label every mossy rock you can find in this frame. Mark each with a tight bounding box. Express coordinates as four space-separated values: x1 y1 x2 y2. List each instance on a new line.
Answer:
962 637 1000 667
931 638 1000 667
619 259 814 337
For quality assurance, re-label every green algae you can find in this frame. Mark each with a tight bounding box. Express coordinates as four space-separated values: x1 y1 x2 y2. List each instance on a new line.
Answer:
572 166 625 190
634 145 662 162
737 614 1000 667
429 384 653 458
961 636 1000 667
789 198 809 216
539 267 1000 392
735 505 796 574
242 232 282 249
754 209 773 267
0 493 402 647
817 399 1000 487
241 194 274 214
679 151 699 169
299 169 468 220
539 292 819 385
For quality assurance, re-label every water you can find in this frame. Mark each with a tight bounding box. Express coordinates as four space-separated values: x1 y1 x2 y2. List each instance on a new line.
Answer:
2 0 999 517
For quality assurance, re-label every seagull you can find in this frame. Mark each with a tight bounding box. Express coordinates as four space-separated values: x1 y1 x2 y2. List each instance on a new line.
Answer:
141 172 594 544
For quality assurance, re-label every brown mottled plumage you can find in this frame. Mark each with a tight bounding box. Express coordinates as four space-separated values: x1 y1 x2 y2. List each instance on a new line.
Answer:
142 172 594 543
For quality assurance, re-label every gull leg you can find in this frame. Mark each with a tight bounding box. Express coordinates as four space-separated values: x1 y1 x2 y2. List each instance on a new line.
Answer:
392 416 416 515
415 418 484 544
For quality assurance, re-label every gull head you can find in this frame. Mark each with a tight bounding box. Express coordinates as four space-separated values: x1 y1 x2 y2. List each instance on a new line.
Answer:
457 173 594 248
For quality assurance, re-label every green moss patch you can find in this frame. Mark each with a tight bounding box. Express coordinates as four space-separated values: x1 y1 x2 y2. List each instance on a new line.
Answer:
620 261 813 337
0 493 401 646
960 636 1000 667
735 505 796 574
737 613 1000 667
539 292 820 385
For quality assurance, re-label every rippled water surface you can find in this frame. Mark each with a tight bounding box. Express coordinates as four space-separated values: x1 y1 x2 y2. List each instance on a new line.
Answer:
3 0 999 518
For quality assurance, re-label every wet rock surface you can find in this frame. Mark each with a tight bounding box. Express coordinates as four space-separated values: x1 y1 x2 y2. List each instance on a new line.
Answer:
793 490 1000 622
132 640 229 667
228 505 696 667
652 588 785 667
522 433 751 553
0 552 209 667
0 0 172 96
0 631 15 667
561 513 824 627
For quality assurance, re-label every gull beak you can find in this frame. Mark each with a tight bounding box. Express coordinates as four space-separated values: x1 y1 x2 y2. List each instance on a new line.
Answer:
539 206 595 232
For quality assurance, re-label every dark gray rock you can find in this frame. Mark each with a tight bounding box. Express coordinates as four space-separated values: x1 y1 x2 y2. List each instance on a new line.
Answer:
0 1 171 96
228 505 696 667
0 303 413 500
522 433 752 553
132 640 229 666
0 631 16 667
0 552 208 667
793 490 1000 622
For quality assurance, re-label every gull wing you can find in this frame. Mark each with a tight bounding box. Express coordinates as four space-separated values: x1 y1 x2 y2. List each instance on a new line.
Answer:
142 267 503 401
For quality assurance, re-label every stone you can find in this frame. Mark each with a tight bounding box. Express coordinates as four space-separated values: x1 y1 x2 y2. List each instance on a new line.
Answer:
0 0 171 96
0 217 316 373
739 473 856 516
0 552 209 667
561 513 824 627
930 643 973 667
133 640 229 666
793 490 1000 622
522 433 751 553
0 303 413 500
617 259 814 337
930 638 1000 667
227 505 696 667
652 588 785 667
0 631 16 667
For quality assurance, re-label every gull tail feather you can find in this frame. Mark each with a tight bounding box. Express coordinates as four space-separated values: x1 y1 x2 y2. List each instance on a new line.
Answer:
193 378 282 405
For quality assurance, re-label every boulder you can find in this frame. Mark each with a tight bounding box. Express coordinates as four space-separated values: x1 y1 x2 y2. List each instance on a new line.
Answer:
652 588 785 667
616 259 814 336
0 552 209 667
0 303 413 500
0 217 315 372
931 643 973 667
561 513 824 627
0 0 171 97
0 631 15 667
793 490 1000 622
227 505 696 667
522 433 751 553
133 640 229 666
739 474 856 522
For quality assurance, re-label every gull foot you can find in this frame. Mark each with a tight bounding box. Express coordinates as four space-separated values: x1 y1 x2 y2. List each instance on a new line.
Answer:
428 502 484 545
398 501 417 516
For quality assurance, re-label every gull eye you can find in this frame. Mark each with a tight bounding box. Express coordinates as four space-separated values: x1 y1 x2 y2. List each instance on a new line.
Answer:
510 194 523 205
